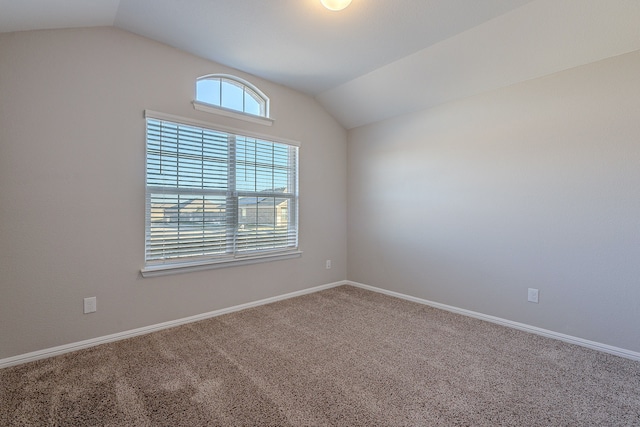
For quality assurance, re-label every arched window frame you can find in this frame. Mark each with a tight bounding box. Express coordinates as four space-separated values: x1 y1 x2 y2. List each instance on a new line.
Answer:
193 74 273 126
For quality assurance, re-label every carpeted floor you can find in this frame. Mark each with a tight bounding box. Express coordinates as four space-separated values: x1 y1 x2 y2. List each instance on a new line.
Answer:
1 285 639 426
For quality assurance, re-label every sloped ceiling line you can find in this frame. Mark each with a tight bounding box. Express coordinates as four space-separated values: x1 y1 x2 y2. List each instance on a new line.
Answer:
1 0 639 129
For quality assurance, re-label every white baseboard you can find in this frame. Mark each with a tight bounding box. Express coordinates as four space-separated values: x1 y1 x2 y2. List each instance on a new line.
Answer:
347 280 640 362
0 280 347 369
4 279 638 369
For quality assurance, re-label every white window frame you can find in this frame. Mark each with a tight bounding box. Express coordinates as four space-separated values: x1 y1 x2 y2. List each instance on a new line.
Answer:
141 110 300 278
193 74 274 126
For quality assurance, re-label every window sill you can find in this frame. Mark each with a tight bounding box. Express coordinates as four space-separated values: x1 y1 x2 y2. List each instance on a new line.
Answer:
192 101 274 126
141 250 302 278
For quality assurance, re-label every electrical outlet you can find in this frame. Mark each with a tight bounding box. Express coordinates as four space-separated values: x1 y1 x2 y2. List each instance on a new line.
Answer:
527 288 539 303
325 259 332 269
84 297 97 314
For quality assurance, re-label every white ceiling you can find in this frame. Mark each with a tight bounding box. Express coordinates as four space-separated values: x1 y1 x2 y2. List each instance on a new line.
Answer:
1 0 639 129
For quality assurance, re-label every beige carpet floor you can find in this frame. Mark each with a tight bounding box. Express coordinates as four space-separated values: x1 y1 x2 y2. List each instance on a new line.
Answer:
1 285 640 426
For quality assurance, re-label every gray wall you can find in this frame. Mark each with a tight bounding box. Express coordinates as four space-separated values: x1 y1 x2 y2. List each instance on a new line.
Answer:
0 27 347 359
347 50 640 352
2 26 638 361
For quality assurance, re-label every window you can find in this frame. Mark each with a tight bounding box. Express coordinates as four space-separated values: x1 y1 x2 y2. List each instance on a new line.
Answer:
193 75 272 125
143 111 299 276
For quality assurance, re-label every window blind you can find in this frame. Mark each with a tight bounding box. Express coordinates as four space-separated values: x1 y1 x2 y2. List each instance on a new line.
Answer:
145 117 298 267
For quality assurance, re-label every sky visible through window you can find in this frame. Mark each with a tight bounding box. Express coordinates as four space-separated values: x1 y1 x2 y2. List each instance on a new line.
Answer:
237 138 289 192
196 77 264 117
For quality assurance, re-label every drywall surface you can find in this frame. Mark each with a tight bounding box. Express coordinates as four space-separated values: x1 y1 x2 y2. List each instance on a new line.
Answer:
347 50 640 352
0 27 347 359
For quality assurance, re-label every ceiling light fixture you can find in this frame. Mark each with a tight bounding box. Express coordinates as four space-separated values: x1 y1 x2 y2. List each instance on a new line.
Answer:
321 0 352 11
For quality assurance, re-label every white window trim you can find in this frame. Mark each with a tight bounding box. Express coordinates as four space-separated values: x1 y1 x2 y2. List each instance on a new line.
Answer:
142 110 300 277
194 74 272 125
192 100 274 126
144 110 298 147
141 250 303 278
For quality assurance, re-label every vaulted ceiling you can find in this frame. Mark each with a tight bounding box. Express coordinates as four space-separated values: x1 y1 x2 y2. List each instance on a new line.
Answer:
2 0 639 128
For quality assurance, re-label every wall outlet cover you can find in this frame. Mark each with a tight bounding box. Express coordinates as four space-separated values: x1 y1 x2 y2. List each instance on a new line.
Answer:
84 297 97 314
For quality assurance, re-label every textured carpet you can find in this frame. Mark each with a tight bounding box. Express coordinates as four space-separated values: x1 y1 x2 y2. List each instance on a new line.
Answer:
1 285 640 426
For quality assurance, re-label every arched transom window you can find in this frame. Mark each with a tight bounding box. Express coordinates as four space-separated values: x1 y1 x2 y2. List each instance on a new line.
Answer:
195 74 269 118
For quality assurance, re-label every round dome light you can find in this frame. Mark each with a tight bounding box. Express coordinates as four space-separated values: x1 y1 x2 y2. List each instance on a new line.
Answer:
320 0 352 11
